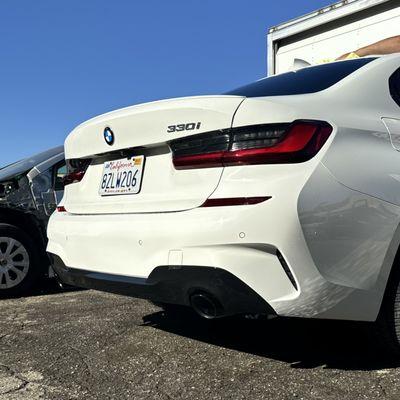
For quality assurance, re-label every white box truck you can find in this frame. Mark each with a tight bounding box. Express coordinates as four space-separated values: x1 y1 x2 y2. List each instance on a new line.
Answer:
267 0 400 75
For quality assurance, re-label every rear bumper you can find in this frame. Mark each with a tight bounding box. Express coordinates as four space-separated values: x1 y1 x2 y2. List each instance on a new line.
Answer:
50 253 274 317
47 184 384 322
47 204 300 313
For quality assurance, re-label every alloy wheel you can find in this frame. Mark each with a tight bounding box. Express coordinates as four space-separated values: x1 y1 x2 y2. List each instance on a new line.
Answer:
0 237 30 289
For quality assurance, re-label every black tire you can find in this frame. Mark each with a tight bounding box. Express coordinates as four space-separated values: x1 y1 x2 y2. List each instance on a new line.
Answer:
375 267 400 357
0 223 43 297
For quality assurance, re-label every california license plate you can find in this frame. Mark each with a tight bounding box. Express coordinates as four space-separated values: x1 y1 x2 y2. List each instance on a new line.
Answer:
99 156 144 196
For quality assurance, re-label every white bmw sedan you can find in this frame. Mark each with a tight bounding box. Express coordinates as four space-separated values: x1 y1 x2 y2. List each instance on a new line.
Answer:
48 55 400 351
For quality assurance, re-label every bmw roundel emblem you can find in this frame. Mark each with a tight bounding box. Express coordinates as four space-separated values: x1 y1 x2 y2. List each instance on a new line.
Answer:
104 127 114 146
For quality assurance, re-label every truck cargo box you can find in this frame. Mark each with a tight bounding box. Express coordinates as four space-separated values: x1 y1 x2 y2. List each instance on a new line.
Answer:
267 0 400 75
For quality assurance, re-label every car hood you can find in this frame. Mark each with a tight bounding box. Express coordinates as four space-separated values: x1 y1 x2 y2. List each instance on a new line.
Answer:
0 146 64 182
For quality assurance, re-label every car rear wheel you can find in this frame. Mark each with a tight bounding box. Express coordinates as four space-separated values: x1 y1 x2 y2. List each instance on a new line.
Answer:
375 267 400 357
0 223 41 297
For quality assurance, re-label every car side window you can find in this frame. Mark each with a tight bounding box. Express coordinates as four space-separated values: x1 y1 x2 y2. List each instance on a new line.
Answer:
54 162 67 191
389 68 400 108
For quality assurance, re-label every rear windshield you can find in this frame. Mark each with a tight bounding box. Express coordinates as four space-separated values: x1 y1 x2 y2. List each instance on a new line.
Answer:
225 58 376 98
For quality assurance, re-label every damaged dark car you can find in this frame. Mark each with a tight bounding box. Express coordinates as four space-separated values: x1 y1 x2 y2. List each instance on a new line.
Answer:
0 146 65 296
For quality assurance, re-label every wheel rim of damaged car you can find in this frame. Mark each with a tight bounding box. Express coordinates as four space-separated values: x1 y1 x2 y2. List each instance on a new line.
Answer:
0 237 29 289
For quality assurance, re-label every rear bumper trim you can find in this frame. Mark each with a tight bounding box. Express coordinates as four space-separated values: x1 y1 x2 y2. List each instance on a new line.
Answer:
50 253 275 317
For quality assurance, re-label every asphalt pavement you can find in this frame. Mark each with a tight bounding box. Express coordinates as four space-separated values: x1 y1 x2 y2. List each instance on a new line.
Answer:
1 285 400 400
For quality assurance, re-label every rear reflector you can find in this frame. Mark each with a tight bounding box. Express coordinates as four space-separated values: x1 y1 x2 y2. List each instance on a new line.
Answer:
170 120 332 169
201 196 271 207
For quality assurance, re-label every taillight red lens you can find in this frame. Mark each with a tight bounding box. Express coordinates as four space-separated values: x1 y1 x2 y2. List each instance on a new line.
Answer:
170 121 332 169
63 171 86 186
63 159 91 186
172 151 225 170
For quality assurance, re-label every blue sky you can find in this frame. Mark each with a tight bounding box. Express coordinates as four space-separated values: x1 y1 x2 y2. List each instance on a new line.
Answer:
0 0 332 165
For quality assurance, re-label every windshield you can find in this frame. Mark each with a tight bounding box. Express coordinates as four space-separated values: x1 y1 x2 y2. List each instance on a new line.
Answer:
0 146 64 182
225 58 376 97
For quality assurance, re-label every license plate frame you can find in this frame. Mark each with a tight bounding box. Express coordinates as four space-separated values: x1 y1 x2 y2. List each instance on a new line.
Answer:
99 155 145 196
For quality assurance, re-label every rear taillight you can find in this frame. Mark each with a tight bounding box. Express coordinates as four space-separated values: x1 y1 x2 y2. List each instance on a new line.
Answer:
170 121 332 169
64 159 91 186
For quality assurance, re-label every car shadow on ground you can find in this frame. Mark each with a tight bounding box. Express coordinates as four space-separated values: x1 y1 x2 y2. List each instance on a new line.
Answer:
0 279 83 300
142 309 400 371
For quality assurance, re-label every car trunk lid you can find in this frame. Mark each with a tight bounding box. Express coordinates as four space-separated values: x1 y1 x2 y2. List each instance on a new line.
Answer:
63 96 244 214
